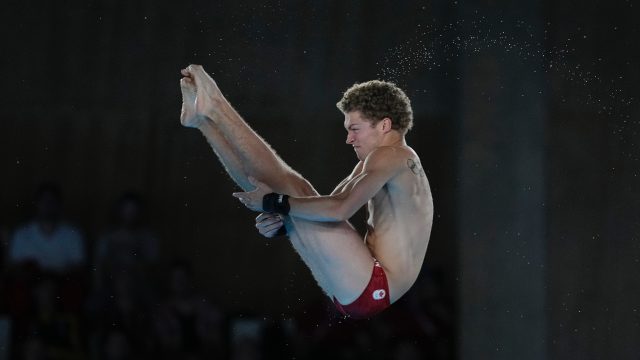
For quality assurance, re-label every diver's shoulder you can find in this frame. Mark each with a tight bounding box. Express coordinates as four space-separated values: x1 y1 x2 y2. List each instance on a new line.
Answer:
364 146 407 167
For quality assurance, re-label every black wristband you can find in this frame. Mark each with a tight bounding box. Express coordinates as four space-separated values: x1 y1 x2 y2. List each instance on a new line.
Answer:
263 193 290 215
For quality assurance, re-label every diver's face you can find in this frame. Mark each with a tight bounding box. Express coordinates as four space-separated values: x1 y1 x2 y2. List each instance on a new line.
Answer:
344 111 384 161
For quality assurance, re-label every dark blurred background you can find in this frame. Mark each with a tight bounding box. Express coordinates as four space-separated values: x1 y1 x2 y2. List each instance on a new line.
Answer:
0 0 638 359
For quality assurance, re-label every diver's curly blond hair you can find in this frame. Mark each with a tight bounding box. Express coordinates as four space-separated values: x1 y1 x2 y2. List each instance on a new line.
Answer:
336 80 413 134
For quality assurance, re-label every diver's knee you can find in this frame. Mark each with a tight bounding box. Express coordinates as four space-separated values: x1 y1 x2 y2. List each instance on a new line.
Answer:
262 170 317 197
280 173 317 197
293 176 318 196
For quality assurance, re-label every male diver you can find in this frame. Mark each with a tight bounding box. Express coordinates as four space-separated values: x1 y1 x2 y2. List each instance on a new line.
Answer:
180 64 433 318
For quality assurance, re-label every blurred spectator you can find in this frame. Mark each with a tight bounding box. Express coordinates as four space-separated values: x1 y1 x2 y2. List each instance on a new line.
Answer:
93 192 159 292
230 318 263 360
16 276 84 360
88 192 160 358
7 182 86 273
4 183 87 359
151 260 224 359
87 270 151 358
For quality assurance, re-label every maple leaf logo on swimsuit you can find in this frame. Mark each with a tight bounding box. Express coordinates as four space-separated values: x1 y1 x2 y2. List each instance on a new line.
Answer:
372 289 386 300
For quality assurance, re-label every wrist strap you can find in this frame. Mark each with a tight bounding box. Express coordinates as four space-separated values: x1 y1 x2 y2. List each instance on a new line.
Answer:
263 193 290 215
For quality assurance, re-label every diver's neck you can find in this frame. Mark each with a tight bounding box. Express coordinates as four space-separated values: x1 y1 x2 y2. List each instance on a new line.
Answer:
381 131 406 147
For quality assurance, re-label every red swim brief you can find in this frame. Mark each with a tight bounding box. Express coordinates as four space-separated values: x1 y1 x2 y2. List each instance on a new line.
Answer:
333 260 390 319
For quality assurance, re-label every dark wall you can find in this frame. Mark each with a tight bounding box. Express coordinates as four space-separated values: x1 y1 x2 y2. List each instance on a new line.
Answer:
1 0 639 358
546 0 640 357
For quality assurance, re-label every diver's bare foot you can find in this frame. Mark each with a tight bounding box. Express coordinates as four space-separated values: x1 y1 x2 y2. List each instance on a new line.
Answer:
179 74 206 128
181 65 224 122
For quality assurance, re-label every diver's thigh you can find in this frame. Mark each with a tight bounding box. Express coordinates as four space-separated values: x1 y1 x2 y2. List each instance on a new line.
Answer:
287 218 374 304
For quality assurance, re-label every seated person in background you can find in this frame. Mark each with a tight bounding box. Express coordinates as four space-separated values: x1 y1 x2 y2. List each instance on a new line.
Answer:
8 182 85 274
93 192 159 291
88 192 160 356
152 261 223 359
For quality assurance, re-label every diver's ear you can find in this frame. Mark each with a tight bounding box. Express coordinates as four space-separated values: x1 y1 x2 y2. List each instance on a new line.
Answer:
381 117 392 132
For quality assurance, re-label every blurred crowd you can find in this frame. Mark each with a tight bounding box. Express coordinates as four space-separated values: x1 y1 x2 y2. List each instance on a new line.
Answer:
0 182 454 360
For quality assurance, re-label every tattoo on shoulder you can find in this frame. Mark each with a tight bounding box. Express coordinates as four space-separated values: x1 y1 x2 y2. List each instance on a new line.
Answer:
407 159 425 177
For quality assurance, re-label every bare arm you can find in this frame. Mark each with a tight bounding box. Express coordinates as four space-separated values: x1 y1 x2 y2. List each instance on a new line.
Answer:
287 148 402 221
235 147 404 221
253 161 364 237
